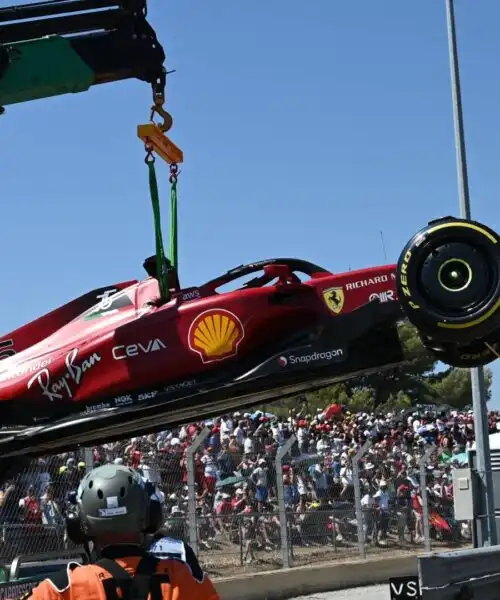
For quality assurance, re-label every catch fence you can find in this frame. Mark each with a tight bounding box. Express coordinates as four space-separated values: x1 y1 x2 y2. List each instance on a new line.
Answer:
0 430 472 574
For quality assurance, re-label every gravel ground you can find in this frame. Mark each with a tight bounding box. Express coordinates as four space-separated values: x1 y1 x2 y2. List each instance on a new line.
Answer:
290 585 387 600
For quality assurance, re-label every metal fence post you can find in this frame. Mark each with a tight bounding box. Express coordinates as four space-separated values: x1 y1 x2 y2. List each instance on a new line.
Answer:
84 448 93 474
419 444 436 553
187 426 210 556
276 434 296 569
353 438 372 559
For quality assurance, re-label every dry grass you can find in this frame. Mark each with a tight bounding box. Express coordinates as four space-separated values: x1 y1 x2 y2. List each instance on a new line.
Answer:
201 536 472 578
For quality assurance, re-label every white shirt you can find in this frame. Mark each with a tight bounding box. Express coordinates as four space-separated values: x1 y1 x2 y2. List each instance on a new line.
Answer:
340 466 353 486
374 489 389 510
243 437 254 455
361 493 374 508
141 463 161 484
201 454 217 477
234 426 245 446
221 418 233 439
316 439 329 455
252 466 268 487
271 425 283 444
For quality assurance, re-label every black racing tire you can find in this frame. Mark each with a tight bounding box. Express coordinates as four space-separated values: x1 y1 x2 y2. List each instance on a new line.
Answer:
423 334 500 368
396 216 500 344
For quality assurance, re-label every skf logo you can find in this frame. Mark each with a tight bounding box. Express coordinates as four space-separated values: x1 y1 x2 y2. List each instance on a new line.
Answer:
188 309 244 364
323 287 344 314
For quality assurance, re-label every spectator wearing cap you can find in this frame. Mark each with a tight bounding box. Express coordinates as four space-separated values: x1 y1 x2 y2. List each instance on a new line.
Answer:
215 492 232 527
283 474 299 508
251 458 269 510
208 426 221 453
232 487 247 512
19 485 42 525
201 447 218 495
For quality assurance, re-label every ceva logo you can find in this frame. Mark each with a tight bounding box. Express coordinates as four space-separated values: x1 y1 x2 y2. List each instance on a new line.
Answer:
112 339 166 361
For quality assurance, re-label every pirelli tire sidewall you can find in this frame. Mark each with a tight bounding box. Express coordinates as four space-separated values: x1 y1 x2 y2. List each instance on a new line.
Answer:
397 219 500 344
425 338 500 368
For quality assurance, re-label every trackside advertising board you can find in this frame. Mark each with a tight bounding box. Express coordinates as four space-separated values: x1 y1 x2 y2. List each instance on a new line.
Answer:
0 576 43 599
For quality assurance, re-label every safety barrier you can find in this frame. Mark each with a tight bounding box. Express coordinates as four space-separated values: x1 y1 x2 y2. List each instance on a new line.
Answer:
0 550 87 599
0 551 420 600
418 546 500 600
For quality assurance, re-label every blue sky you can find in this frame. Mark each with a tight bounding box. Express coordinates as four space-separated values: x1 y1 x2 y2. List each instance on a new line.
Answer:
0 0 499 405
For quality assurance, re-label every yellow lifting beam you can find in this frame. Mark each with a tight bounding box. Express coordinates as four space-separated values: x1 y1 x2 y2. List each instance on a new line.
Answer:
137 104 183 164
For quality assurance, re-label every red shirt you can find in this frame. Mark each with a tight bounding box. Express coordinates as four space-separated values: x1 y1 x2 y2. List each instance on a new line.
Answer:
216 500 232 515
23 496 42 524
130 449 142 468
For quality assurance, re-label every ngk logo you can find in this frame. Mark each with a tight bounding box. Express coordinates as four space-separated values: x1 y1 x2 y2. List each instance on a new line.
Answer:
369 290 395 303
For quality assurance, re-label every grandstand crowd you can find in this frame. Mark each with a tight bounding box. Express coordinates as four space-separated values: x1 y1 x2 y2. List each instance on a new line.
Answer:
0 402 495 560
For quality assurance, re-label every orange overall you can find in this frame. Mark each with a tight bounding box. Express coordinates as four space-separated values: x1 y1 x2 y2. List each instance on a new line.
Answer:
22 546 220 600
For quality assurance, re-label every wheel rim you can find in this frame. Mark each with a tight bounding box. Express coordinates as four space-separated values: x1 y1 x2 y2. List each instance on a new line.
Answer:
437 258 472 293
419 242 493 312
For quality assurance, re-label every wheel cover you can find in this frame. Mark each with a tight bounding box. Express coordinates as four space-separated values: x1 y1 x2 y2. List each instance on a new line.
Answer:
419 242 493 312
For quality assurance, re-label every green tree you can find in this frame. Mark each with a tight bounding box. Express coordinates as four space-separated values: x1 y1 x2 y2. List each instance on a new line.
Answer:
302 322 493 413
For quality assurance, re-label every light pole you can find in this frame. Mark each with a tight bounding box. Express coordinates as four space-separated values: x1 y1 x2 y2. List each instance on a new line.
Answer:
445 0 497 546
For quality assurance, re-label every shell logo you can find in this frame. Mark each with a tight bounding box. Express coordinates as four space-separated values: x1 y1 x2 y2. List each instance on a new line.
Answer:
188 309 244 364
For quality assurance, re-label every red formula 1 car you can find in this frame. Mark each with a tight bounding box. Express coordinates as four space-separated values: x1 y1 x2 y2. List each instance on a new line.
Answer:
0 216 499 461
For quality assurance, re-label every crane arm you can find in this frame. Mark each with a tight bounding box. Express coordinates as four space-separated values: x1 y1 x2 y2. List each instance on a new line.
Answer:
0 0 166 109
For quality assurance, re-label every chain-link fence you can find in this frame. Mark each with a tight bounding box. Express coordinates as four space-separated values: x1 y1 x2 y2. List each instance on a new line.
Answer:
0 429 473 575
0 451 88 562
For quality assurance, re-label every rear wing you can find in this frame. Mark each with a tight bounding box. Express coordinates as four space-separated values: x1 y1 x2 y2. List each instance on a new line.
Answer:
0 0 166 109
0 281 137 358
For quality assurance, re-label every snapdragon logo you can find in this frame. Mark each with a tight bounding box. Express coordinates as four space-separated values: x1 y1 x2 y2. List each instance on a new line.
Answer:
280 349 344 367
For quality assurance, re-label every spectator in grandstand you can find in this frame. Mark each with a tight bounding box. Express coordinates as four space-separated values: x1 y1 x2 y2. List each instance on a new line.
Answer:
54 457 82 504
200 447 218 494
19 484 42 525
250 458 269 510
0 479 21 525
13 403 499 559
40 483 64 526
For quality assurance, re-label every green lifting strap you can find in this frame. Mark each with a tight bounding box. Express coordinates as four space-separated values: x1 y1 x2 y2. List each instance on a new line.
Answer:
147 160 170 301
169 164 179 271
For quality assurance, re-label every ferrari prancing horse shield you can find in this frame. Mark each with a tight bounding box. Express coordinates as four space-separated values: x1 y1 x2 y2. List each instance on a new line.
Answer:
323 287 344 314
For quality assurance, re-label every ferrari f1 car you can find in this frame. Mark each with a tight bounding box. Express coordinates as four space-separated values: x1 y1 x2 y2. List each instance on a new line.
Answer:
0 216 498 461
